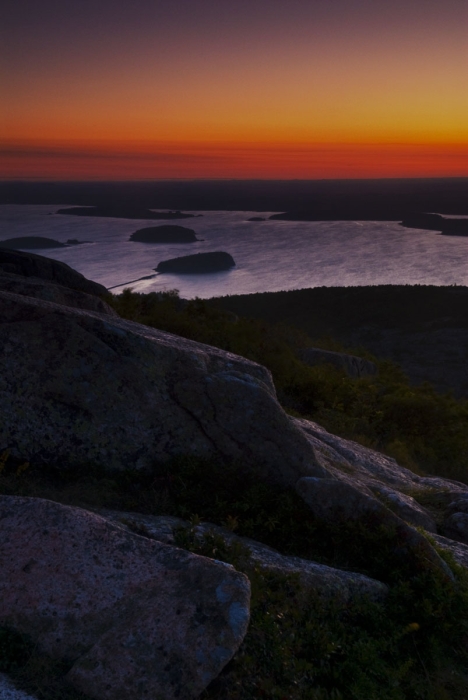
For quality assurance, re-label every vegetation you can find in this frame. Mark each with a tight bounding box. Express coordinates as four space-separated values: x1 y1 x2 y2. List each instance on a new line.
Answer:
3 286 468 699
107 288 468 483
2 455 468 699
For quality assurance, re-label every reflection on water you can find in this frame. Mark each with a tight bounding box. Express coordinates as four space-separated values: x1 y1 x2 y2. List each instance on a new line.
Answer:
1 205 467 298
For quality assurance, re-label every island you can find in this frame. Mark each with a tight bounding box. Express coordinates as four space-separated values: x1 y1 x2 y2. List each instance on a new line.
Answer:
0 236 67 249
57 206 195 220
155 251 235 274
399 213 468 236
129 225 199 243
247 217 266 221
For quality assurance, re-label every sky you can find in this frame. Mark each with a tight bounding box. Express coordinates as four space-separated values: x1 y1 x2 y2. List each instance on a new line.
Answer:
1 0 467 179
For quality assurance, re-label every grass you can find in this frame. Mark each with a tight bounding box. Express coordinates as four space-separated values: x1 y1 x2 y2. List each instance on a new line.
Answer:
3 288 468 698
2 454 468 699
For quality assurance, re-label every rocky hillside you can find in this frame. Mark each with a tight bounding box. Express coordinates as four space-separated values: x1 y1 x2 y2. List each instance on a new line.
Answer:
2 249 468 700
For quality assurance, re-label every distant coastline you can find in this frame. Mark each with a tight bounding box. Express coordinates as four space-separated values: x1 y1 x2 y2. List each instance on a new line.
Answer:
2 178 467 219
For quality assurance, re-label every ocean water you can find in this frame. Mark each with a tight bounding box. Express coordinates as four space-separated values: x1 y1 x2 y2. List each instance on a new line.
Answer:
1 205 467 298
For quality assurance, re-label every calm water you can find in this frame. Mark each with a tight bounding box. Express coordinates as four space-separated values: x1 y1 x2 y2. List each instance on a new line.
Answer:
1 205 467 298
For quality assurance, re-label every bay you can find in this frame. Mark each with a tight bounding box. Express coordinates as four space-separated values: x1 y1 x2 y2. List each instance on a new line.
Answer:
1 205 467 298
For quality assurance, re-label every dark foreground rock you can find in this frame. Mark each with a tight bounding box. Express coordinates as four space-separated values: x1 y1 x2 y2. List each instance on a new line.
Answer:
298 347 378 378
57 206 195 220
0 248 107 297
296 478 452 580
156 251 235 274
0 496 250 700
129 225 199 243
0 236 66 249
0 271 116 315
0 290 327 483
98 510 388 603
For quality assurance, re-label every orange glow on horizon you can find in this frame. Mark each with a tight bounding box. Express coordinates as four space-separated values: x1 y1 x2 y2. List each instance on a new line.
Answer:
1 140 467 180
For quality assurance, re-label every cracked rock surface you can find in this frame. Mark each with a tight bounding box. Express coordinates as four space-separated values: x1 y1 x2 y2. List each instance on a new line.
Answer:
0 496 250 700
0 290 326 483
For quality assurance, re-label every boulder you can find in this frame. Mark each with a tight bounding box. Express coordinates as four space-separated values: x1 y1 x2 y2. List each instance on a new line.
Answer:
0 272 116 315
0 237 66 249
0 290 327 484
296 477 453 580
0 248 106 297
156 252 235 274
0 496 250 700
129 225 199 243
97 510 388 603
298 347 378 378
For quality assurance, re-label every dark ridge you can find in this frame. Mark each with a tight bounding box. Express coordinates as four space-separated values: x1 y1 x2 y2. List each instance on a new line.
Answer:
156 252 235 274
211 285 468 398
56 206 195 220
2 179 467 216
129 225 199 243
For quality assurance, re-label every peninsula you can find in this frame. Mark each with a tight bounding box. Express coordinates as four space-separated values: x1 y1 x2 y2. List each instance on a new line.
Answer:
57 206 196 220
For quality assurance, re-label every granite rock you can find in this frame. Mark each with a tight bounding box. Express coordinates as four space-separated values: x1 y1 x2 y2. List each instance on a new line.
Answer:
0 290 327 483
0 248 106 297
0 496 250 700
97 510 389 603
296 477 453 580
0 272 116 315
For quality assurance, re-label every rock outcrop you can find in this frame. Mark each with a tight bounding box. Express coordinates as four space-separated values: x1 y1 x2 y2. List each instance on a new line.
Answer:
0 271 116 315
296 478 451 580
0 248 107 297
96 510 389 603
156 252 235 274
298 347 378 378
0 496 250 700
3 253 468 698
0 289 327 484
129 225 199 243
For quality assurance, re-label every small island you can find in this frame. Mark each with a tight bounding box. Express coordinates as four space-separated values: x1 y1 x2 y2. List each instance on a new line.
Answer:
247 217 266 221
155 251 235 274
129 225 199 243
57 206 195 220
0 236 67 249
